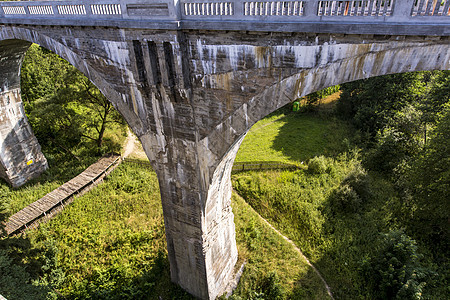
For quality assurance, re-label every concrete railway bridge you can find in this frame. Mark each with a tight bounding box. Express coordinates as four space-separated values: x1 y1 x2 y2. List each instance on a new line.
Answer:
0 0 449 298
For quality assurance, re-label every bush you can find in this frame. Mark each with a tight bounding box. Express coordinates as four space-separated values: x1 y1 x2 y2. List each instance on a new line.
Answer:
329 184 362 214
307 155 329 174
342 163 370 199
328 163 370 214
362 230 434 300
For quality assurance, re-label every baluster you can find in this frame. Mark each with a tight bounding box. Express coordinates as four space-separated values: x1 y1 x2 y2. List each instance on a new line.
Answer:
443 0 450 16
424 0 433 15
356 0 362 16
418 0 428 16
362 0 368 16
328 1 334 15
367 0 374 16
432 0 440 15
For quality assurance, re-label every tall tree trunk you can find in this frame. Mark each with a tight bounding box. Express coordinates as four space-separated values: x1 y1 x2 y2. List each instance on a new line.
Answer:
96 107 109 148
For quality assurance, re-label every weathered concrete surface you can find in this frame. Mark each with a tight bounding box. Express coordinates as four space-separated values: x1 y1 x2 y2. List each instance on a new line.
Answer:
0 39 47 187
0 22 449 299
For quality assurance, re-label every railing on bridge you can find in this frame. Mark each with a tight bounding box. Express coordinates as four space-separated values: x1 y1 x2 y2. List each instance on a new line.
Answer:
0 0 449 27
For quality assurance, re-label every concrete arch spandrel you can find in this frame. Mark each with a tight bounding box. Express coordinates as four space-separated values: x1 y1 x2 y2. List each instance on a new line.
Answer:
201 40 450 169
245 42 450 129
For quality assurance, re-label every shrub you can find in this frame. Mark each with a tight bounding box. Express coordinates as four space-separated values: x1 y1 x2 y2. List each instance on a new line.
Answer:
307 156 329 174
329 184 362 214
328 163 370 214
362 230 434 300
342 163 370 200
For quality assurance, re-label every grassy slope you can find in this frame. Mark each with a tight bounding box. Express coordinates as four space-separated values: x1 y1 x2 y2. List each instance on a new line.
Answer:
236 110 350 164
232 99 447 298
233 101 375 298
16 160 329 299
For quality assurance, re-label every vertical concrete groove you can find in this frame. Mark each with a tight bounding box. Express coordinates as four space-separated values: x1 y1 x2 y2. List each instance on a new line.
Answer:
147 41 162 85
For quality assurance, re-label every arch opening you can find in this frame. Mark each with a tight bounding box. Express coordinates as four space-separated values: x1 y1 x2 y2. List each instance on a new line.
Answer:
224 69 449 298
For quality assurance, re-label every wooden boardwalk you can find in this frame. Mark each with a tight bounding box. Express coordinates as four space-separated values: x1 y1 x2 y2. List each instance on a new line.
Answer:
3 154 121 236
232 161 300 173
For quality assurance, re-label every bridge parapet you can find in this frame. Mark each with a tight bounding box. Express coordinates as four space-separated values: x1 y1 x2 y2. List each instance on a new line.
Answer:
0 0 449 34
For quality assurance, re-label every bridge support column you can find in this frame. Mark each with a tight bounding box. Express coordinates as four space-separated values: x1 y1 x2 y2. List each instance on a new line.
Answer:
0 40 48 187
140 131 242 300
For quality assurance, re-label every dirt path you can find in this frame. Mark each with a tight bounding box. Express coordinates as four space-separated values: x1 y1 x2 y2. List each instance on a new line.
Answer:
122 128 148 160
122 128 136 158
234 192 335 299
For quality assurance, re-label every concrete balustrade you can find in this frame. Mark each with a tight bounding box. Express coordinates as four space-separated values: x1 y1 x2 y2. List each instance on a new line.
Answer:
0 0 449 29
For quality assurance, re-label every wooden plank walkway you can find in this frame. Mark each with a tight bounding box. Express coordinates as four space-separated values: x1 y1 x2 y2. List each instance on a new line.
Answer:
232 161 301 173
3 153 121 236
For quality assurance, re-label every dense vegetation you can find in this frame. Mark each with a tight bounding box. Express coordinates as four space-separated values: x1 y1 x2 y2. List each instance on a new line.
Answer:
233 71 449 299
0 44 128 216
1 45 127 298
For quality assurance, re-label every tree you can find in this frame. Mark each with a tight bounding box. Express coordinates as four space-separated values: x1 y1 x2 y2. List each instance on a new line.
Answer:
337 72 429 142
22 44 124 154
59 69 124 148
404 103 450 251
363 230 433 300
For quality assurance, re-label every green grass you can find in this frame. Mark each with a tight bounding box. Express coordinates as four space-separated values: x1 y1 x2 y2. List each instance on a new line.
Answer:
27 160 189 299
236 110 351 164
231 193 331 299
1 159 331 299
0 157 96 217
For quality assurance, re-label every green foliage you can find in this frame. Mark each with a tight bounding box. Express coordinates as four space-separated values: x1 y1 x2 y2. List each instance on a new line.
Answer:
21 45 72 104
307 155 331 174
365 104 425 173
3 159 332 299
402 103 450 252
233 76 450 298
231 193 331 300
337 72 429 138
0 235 64 300
0 249 48 300
233 153 357 257
17 161 192 299
21 44 126 156
305 85 341 106
338 71 449 175
362 231 433 300
328 163 370 214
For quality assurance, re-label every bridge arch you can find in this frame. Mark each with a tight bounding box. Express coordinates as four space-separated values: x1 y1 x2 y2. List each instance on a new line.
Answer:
204 39 450 152
199 40 450 289
199 38 450 300
0 27 147 134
